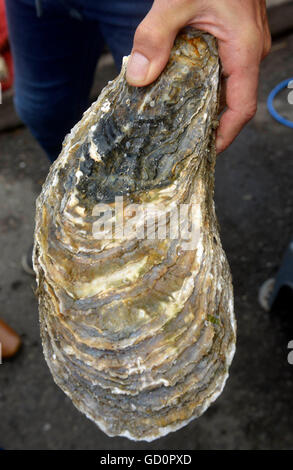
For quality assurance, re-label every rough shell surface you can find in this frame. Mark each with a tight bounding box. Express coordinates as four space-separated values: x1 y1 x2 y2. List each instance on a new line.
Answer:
33 28 236 441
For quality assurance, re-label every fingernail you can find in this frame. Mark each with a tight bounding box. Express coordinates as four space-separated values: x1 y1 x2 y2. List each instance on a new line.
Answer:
216 135 224 154
126 52 150 84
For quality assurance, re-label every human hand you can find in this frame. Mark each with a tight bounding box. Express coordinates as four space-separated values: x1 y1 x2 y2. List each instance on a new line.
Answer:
126 0 271 153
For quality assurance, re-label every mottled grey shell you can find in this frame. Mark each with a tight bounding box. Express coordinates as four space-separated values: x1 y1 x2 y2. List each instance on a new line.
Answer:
33 29 236 441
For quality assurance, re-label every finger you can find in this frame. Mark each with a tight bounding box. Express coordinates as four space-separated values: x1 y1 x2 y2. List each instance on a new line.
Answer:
216 66 259 154
126 0 190 87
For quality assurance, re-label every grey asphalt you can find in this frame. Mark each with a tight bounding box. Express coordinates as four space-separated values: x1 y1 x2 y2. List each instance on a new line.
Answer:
0 34 292 450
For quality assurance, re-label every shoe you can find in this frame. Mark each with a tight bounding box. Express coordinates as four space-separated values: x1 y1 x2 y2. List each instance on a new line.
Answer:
0 318 21 359
21 244 35 276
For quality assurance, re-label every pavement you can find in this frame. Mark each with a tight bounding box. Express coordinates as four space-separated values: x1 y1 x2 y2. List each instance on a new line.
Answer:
0 32 293 450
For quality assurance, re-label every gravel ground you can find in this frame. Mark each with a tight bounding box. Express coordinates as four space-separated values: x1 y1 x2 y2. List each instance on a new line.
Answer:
0 34 292 450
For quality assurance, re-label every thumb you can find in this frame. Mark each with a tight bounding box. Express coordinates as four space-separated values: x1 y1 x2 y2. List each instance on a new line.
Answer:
126 1 187 87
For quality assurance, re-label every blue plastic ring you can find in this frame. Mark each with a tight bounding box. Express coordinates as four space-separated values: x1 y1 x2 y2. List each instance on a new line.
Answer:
267 78 293 128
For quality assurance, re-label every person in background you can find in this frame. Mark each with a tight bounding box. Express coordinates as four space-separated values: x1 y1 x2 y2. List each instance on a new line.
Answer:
0 0 13 90
0 0 20 358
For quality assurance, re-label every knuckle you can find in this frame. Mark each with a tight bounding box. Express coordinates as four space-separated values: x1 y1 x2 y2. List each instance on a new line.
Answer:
241 23 272 61
135 22 151 40
241 25 262 46
238 26 264 62
263 33 272 58
241 103 257 122
134 22 163 47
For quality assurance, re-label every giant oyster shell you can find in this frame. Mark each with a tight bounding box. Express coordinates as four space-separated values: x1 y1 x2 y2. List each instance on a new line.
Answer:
33 28 236 441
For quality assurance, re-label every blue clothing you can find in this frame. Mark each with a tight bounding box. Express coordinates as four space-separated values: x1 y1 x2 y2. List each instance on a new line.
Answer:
5 0 153 161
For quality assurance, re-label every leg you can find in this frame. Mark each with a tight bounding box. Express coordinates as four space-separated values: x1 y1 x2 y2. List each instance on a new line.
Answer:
5 0 105 161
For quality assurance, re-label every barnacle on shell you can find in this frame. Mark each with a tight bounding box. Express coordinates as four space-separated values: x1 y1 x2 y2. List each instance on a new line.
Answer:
33 28 236 441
